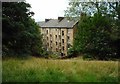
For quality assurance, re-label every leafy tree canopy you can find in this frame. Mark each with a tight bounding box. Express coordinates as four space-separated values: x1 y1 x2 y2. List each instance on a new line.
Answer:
2 2 43 56
66 0 120 60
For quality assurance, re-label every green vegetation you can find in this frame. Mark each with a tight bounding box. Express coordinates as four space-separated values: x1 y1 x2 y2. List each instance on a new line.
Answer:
2 1 120 60
3 57 119 82
2 1 119 83
65 1 120 60
2 2 43 56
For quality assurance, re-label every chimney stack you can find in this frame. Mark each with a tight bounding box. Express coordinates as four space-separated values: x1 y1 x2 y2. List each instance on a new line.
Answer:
45 19 51 22
58 17 64 22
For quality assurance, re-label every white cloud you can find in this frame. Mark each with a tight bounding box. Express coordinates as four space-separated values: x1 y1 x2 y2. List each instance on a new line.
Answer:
26 0 69 22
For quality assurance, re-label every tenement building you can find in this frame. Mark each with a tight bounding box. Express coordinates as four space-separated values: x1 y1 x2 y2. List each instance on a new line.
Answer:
38 17 78 57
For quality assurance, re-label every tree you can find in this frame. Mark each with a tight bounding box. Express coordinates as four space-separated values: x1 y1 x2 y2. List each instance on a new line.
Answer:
65 0 120 19
65 1 120 60
2 2 43 56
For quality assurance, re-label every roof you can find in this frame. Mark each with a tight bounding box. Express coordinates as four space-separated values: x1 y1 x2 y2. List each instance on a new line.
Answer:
37 21 45 26
37 17 78 28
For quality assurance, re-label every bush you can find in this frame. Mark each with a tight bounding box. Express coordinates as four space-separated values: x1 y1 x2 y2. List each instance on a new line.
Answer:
67 47 78 58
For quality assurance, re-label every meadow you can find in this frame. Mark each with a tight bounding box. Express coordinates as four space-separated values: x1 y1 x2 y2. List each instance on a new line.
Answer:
2 56 119 82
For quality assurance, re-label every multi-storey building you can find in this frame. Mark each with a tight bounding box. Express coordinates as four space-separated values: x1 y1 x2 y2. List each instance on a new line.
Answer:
38 17 78 57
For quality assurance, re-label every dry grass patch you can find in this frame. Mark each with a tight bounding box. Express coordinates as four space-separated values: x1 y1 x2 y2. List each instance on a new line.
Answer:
2 56 119 82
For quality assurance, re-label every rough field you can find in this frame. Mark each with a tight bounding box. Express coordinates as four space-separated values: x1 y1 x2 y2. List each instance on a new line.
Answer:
2 56 119 82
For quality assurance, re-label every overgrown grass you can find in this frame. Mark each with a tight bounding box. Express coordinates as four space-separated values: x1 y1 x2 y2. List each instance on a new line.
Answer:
2 56 119 82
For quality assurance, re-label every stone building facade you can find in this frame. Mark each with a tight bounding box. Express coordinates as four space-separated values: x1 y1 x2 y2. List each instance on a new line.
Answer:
38 17 78 57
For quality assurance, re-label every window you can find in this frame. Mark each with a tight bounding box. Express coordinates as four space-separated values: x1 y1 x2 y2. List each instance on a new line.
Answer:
50 34 52 37
67 36 70 40
47 37 48 40
59 43 61 46
68 43 71 48
56 48 58 52
47 30 48 34
61 53 64 56
47 43 49 46
56 42 57 45
51 47 52 49
55 35 57 39
62 31 64 36
59 35 61 39
51 41 52 43
68 29 71 34
62 46 64 50
62 39 64 43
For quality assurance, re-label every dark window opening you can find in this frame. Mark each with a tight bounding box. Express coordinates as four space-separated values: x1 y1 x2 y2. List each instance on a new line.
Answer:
61 53 64 56
59 35 61 39
59 43 61 46
62 46 64 50
67 36 70 40
62 31 64 36
62 39 64 43
56 42 57 45
50 34 52 37
56 35 57 39
56 48 58 52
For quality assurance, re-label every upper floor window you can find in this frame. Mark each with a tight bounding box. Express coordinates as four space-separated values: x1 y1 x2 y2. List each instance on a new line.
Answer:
59 35 61 39
55 35 57 39
47 43 49 46
62 46 64 50
59 43 61 46
50 34 52 37
68 29 71 34
62 39 64 43
47 37 48 40
56 42 57 45
47 30 48 34
62 31 64 36
67 36 70 40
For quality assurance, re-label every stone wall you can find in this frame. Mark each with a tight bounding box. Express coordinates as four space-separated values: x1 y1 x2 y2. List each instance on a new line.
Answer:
40 26 77 57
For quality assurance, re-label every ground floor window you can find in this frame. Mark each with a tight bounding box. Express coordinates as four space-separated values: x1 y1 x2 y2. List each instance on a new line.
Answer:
61 53 64 56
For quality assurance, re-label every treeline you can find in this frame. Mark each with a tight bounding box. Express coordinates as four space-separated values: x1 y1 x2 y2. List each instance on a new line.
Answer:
2 2 45 57
65 1 120 60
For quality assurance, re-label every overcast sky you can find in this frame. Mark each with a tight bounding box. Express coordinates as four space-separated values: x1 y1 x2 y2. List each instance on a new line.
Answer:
26 0 69 22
